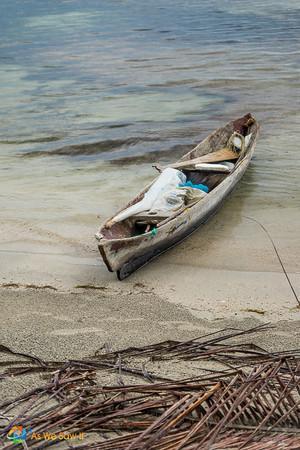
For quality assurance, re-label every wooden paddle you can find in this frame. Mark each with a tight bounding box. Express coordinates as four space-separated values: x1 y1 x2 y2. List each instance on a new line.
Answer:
160 147 238 171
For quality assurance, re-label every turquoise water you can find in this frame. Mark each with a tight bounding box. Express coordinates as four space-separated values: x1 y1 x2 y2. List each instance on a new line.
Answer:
0 0 299 249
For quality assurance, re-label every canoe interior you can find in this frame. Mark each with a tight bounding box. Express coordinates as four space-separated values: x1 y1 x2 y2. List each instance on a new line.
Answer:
100 113 258 240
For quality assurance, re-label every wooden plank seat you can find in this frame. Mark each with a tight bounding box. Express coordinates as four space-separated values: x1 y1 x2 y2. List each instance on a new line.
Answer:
133 213 169 225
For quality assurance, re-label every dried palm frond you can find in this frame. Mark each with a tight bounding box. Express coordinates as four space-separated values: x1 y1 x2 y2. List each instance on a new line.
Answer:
0 326 300 449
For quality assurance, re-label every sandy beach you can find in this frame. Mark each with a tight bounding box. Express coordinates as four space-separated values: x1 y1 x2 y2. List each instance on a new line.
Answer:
1 197 299 402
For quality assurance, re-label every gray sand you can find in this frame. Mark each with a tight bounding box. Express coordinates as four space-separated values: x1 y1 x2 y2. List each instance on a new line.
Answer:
0 285 300 403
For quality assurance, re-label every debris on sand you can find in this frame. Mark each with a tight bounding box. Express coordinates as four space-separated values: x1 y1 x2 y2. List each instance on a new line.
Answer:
0 324 300 449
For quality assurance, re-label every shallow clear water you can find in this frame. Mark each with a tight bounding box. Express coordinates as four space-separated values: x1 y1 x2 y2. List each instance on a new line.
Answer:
0 0 299 251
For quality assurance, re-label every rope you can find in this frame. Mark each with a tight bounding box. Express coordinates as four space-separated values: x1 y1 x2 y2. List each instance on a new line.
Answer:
244 215 300 307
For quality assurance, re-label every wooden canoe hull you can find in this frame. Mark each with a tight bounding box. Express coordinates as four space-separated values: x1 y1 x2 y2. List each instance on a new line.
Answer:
97 114 259 278
98 149 255 278
115 196 225 280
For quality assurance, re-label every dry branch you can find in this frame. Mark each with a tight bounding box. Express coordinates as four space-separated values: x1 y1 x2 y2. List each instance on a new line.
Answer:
1 325 300 449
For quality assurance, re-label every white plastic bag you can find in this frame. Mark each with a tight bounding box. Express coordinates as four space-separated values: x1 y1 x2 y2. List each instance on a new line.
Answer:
111 168 187 223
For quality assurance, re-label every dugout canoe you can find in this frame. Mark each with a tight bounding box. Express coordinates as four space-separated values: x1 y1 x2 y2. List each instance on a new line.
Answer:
96 113 259 279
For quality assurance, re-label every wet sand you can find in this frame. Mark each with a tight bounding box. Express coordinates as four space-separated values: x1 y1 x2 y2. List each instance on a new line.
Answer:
1 196 299 306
